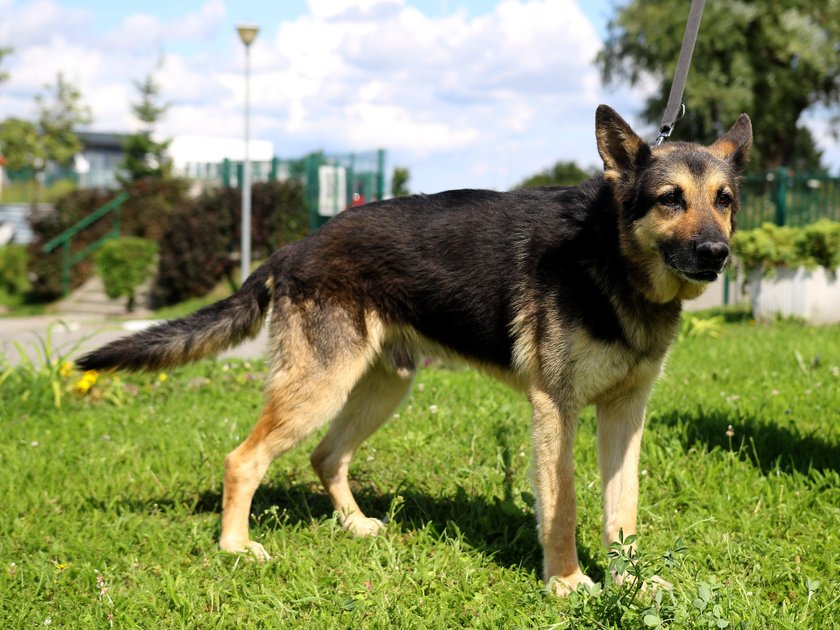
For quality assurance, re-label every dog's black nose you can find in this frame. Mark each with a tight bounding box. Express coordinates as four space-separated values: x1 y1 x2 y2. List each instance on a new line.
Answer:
696 240 730 266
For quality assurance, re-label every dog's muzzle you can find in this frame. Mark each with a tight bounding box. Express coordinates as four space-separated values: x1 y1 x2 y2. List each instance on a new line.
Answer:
661 238 730 283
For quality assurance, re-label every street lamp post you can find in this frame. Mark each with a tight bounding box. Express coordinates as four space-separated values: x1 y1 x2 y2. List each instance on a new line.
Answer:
236 24 259 285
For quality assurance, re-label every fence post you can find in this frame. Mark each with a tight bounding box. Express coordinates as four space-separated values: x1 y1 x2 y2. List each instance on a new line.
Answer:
376 149 386 201
222 159 231 188
306 154 321 231
348 153 356 205
62 239 71 297
774 166 788 226
113 202 121 238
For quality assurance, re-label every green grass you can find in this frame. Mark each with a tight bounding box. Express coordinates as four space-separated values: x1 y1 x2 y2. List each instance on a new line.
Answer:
151 283 235 321
0 290 50 318
1 317 838 627
0 273 230 320
0 178 77 204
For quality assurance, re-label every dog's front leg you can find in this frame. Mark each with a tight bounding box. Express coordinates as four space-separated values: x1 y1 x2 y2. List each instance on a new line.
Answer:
596 382 662 588
596 388 647 549
529 388 593 595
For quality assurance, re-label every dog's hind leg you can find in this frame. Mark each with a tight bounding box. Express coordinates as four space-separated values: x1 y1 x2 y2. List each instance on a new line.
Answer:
219 310 382 560
310 354 414 536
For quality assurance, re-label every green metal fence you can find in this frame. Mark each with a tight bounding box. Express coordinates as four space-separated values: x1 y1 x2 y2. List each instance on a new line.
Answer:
203 149 386 230
721 169 840 307
42 191 129 296
740 168 840 229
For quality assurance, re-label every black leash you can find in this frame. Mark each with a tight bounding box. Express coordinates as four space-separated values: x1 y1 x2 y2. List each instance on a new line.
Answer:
653 0 706 146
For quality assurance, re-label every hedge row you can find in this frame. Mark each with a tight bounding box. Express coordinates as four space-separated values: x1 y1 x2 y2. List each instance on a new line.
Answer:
732 220 840 274
26 179 307 305
0 243 30 300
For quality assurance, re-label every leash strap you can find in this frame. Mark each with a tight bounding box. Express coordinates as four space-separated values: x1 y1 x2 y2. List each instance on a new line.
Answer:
654 0 706 146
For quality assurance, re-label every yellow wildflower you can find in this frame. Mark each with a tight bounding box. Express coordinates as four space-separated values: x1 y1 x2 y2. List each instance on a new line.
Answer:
59 361 74 379
158 373 168 383
73 370 98 395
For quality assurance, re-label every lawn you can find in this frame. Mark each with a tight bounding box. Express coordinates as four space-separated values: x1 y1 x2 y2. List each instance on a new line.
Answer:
1 315 838 628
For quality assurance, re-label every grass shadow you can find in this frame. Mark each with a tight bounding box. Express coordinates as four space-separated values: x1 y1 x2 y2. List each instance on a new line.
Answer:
654 408 839 474
180 418 604 581
684 304 753 323
190 481 601 583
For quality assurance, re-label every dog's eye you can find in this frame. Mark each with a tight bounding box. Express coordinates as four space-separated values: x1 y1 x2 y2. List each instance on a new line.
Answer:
658 191 681 209
716 190 733 209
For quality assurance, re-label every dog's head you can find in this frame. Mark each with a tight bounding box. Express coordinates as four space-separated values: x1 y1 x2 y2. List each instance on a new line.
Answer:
595 105 752 303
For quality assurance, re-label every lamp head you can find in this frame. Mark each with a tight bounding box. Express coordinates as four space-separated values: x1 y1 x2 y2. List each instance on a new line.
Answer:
236 24 259 46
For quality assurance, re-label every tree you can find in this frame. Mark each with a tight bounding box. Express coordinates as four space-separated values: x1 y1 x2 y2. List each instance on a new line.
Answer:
0 118 42 171
391 166 410 197
515 161 595 189
35 73 92 167
597 0 840 172
0 73 91 204
0 47 10 86
0 49 11 199
120 72 171 183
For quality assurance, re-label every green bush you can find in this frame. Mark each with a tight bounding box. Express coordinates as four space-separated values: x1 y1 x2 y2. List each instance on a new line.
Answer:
27 188 113 300
27 179 189 301
732 220 840 275
25 177 306 306
251 180 309 251
798 219 840 270
121 178 190 241
152 188 237 306
94 237 158 312
152 180 307 306
0 244 30 299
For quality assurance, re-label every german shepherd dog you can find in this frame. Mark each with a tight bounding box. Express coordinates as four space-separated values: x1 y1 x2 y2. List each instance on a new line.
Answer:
77 106 751 594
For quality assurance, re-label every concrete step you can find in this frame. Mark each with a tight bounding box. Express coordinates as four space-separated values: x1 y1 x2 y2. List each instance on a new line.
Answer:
57 275 154 317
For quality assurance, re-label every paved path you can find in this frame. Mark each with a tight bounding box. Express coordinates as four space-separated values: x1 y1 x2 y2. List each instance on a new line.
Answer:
1 313 268 367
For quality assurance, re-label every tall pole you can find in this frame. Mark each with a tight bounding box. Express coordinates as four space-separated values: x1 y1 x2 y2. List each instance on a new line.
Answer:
237 24 259 285
241 41 252 284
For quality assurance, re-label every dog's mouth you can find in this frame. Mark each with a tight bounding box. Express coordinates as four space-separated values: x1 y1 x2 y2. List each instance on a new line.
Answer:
659 251 724 283
658 244 727 284
680 269 720 283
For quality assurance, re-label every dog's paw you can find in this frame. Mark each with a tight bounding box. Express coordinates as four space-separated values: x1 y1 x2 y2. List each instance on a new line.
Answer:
341 514 386 537
219 538 271 562
646 574 674 592
611 570 673 593
548 571 595 597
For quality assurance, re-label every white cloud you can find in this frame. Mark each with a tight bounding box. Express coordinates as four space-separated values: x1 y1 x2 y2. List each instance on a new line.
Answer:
0 0 611 191
239 0 602 167
101 0 227 52
307 0 404 21
802 112 840 173
0 0 653 192
0 0 90 48
10 0 832 194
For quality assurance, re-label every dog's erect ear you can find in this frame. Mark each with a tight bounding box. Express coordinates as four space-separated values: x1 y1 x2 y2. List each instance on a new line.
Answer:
595 105 651 181
710 114 752 173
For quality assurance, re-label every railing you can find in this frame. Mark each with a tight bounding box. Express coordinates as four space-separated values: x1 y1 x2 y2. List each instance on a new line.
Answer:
42 191 129 296
740 168 840 229
724 169 840 306
181 149 387 231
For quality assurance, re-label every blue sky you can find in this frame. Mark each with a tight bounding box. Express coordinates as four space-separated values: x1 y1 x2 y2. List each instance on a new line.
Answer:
0 0 837 193
60 1 613 39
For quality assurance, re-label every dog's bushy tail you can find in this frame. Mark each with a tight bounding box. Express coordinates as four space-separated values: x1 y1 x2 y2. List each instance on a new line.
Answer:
75 261 276 373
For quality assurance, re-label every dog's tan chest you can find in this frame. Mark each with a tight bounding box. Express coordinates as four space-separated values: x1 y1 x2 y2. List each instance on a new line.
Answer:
564 329 665 405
